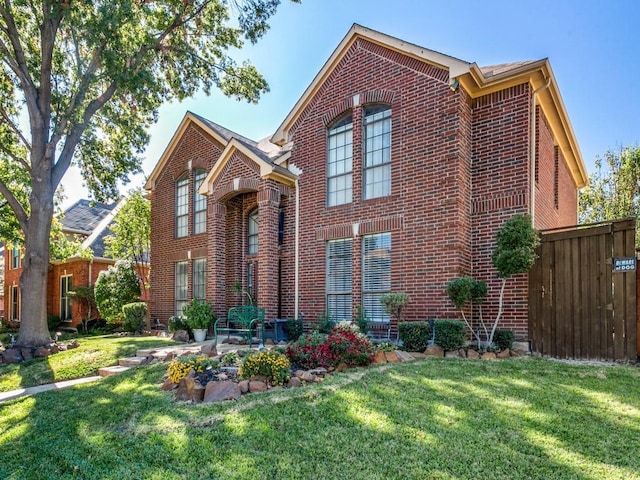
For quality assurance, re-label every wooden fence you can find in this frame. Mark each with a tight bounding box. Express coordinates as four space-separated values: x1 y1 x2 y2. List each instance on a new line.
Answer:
528 219 637 361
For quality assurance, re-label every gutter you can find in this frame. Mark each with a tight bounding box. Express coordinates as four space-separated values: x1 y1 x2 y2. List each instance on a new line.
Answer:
530 77 551 224
288 164 303 320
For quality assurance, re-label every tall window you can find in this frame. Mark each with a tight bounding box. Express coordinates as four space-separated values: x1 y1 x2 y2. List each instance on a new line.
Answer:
327 115 353 206
10 285 19 321
326 238 352 322
193 258 206 299
11 243 19 269
248 209 258 255
193 169 207 234
362 232 391 322
60 275 73 321
175 174 189 237
363 106 391 199
175 261 188 315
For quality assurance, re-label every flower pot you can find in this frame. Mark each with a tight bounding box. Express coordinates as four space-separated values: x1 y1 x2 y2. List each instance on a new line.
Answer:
193 328 207 342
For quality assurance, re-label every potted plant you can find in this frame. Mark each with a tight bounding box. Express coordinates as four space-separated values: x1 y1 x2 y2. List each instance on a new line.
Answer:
182 298 215 342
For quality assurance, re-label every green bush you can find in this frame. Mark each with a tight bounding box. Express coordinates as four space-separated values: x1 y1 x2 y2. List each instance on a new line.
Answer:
47 315 62 331
122 302 147 333
317 310 334 334
354 304 369 334
239 350 291 386
168 316 189 333
94 260 141 323
398 321 430 352
434 319 467 352
182 298 215 330
285 328 374 370
493 329 515 351
286 318 304 342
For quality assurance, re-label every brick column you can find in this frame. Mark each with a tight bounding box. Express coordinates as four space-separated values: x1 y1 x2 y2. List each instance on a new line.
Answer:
257 186 280 319
207 202 226 319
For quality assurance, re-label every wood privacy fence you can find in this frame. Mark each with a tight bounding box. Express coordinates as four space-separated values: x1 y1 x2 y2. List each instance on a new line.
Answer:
528 219 638 362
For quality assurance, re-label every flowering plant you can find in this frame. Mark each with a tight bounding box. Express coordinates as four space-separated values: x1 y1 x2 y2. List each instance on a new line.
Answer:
167 354 213 384
239 350 291 386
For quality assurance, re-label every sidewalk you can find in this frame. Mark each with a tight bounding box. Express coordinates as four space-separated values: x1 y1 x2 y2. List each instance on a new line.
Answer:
0 339 249 404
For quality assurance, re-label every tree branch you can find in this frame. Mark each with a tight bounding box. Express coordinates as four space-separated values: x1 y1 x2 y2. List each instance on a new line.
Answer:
0 106 32 155
0 176 28 230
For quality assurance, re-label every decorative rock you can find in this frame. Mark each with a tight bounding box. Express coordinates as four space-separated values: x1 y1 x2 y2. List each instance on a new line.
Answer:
217 373 228 381
172 330 189 343
249 380 268 393
203 381 241 403
294 370 305 378
374 350 387 363
299 371 316 383
444 350 462 358
395 351 416 362
161 377 177 391
49 344 60 354
409 352 427 360
384 351 399 363
277 340 288 346
308 367 328 377
21 348 34 361
288 377 302 388
200 343 217 357
496 349 511 359
238 380 250 393
424 345 444 357
2 348 23 364
57 343 68 351
481 352 497 360
33 347 51 358
511 348 528 357
69 339 80 349
466 349 481 359
175 375 205 402
335 363 348 372
265 339 275 346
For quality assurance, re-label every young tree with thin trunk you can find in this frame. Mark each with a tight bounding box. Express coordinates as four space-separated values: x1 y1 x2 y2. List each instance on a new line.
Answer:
0 0 297 347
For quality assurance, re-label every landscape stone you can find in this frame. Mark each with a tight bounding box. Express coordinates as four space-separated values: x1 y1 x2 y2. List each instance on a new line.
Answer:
2 348 23 364
49 344 59 354
203 381 241 403
424 345 444 357
374 350 387 363
33 347 51 358
444 350 462 358
481 352 497 360
265 339 275 346
172 330 189 343
21 348 34 361
287 377 302 388
161 377 177 391
69 339 80 349
496 349 511 359
249 380 268 393
395 351 416 362
409 352 427 360
511 348 528 357
466 349 481 359
308 367 328 376
335 363 348 372
200 342 217 357
384 351 399 363
175 373 205 402
299 371 316 383
238 380 250 393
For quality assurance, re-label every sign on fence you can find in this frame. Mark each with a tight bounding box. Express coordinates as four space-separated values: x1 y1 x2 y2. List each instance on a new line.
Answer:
613 258 636 272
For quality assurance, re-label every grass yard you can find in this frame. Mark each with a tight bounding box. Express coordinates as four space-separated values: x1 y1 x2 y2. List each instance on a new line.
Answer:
0 335 178 392
1 357 639 479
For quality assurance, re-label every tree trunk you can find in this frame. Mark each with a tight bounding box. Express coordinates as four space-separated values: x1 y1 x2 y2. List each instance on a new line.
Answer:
16 186 55 347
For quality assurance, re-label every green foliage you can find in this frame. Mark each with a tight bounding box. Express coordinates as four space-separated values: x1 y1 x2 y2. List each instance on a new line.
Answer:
239 350 291 386
47 315 62 332
493 329 515 351
579 146 640 246
285 328 374 370
167 354 213 384
376 342 397 352
285 331 328 369
434 320 467 352
354 304 369 334
398 322 431 352
94 260 141 323
182 298 215 330
286 318 304 342
121 302 148 333
221 351 240 367
168 316 189 333
447 277 487 309
316 309 334 334
333 320 361 335
492 214 540 278
67 285 97 333
380 293 410 322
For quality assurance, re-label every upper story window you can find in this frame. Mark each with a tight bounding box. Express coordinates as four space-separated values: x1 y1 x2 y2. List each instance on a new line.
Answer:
193 169 207 234
175 173 189 238
327 115 353 207
363 106 391 199
11 243 20 269
248 209 258 255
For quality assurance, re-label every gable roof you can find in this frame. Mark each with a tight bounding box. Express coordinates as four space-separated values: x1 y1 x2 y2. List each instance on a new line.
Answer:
271 23 587 188
61 199 117 235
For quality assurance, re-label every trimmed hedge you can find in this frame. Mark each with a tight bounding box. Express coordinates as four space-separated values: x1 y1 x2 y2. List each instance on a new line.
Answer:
122 302 147 333
398 322 431 352
434 319 466 351
493 329 515 351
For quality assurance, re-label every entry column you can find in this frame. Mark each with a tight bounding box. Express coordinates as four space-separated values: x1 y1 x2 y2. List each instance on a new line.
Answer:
257 186 280 320
207 202 227 318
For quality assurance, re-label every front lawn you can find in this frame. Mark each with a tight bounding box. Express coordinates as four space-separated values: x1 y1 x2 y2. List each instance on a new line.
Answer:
0 335 178 392
1 357 639 479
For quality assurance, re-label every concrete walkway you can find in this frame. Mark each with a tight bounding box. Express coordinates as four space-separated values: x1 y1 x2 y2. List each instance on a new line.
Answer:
0 339 251 404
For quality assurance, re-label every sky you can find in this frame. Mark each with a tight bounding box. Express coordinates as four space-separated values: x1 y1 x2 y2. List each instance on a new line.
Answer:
60 0 640 208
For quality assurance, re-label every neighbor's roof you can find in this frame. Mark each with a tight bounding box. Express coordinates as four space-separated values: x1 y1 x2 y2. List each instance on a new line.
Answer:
61 199 117 235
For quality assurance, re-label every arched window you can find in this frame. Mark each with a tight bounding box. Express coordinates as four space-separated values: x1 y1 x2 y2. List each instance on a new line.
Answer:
363 105 391 199
327 114 353 206
175 173 189 238
193 169 207 234
248 209 258 254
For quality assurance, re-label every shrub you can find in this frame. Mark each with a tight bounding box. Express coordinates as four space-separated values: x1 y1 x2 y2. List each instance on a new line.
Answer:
398 321 430 352
434 319 467 352
122 302 147 333
168 315 189 333
285 328 374 370
376 342 397 352
333 320 360 335
286 318 304 342
47 315 62 331
182 298 215 330
380 292 410 322
94 260 141 323
493 329 515 351
221 351 240 366
239 350 291 386
354 304 369 334
317 310 334 334
167 354 213 384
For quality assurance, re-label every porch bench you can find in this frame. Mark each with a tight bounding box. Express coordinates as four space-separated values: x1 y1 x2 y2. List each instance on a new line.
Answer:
366 321 391 340
214 306 265 347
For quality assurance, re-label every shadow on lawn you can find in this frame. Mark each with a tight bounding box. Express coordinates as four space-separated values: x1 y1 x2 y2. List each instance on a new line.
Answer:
1 359 640 479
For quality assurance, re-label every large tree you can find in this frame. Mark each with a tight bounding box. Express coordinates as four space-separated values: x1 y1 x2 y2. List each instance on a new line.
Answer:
579 145 640 245
0 0 295 347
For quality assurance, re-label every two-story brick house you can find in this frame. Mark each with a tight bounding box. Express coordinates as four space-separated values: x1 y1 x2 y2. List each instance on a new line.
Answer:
145 24 587 340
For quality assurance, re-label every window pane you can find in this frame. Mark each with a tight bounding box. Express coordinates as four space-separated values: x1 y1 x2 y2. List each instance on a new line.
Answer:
248 209 258 254
175 261 188 316
364 107 391 200
194 170 207 234
327 117 353 206
193 258 206 299
362 233 391 323
176 175 189 237
327 238 352 322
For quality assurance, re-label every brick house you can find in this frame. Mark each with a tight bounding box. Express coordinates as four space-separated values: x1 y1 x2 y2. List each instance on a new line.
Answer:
145 24 587 340
4 199 123 327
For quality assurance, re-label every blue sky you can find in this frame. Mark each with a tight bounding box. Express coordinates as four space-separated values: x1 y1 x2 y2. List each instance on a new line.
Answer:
61 0 640 207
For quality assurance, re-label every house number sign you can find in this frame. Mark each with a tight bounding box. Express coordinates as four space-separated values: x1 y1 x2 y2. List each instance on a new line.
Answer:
613 258 636 272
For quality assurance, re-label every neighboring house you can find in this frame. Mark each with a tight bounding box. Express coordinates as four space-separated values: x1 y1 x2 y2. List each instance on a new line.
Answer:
145 24 587 340
4 199 124 327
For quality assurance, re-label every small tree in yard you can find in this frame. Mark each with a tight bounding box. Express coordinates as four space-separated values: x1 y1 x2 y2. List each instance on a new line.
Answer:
380 293 410 324
94 260 141 324
447 277 487 346
67 285 96 333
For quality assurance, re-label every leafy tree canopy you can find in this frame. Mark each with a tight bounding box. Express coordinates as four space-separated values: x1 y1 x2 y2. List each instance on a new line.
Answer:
94 260 141 323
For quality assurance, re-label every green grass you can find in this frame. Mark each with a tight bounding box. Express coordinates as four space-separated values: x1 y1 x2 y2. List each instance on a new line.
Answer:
0 335 178 392
1 357 639 479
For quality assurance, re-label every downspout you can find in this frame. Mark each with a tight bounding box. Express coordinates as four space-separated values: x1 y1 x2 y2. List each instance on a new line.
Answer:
288 164 303 320
530 78 551 224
